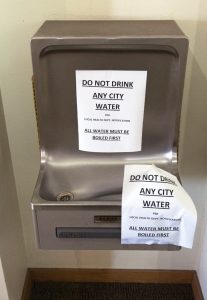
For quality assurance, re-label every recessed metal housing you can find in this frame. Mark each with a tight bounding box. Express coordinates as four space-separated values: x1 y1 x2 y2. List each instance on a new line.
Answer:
31 20 188 250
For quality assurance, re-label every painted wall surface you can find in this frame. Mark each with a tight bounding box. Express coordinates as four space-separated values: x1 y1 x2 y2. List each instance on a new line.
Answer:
191 0 207 297
0 91 27 300
0 259 9 300
0 0 207 290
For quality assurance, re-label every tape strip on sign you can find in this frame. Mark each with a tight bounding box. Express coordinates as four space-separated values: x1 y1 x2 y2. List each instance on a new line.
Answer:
75 70 147 153
121 164 197 248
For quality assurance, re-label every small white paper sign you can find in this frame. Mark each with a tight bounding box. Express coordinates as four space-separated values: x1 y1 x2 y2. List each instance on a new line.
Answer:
76 70 147 152
121 165 197 248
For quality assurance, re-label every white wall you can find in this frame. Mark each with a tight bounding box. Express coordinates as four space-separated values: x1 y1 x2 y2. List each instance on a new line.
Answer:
0 259 9 300
1 0 207 297
190 0 207 297
0 91 27 300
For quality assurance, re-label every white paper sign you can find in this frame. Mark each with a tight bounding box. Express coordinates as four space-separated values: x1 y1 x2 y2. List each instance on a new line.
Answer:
121 165 197 248
76 70 147 152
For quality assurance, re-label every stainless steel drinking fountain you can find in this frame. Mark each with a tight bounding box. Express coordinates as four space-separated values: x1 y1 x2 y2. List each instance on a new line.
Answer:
31 20 188 249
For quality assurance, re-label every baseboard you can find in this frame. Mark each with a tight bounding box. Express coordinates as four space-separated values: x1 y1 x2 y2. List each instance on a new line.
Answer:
21 270 33 300
192 272 204 300
21 268 204 300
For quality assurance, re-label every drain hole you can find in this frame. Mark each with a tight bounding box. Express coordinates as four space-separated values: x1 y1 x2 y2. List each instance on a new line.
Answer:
56 192 74 201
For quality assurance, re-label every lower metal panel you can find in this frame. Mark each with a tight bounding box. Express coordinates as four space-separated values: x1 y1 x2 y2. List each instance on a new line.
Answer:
33 205 180 250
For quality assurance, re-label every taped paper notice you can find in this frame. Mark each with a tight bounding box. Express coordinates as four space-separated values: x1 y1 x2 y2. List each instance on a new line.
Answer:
76 70 147 152
121 165 197 248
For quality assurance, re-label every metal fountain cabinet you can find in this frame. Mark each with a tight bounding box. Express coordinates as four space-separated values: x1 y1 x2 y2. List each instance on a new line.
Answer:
31 20 188 249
